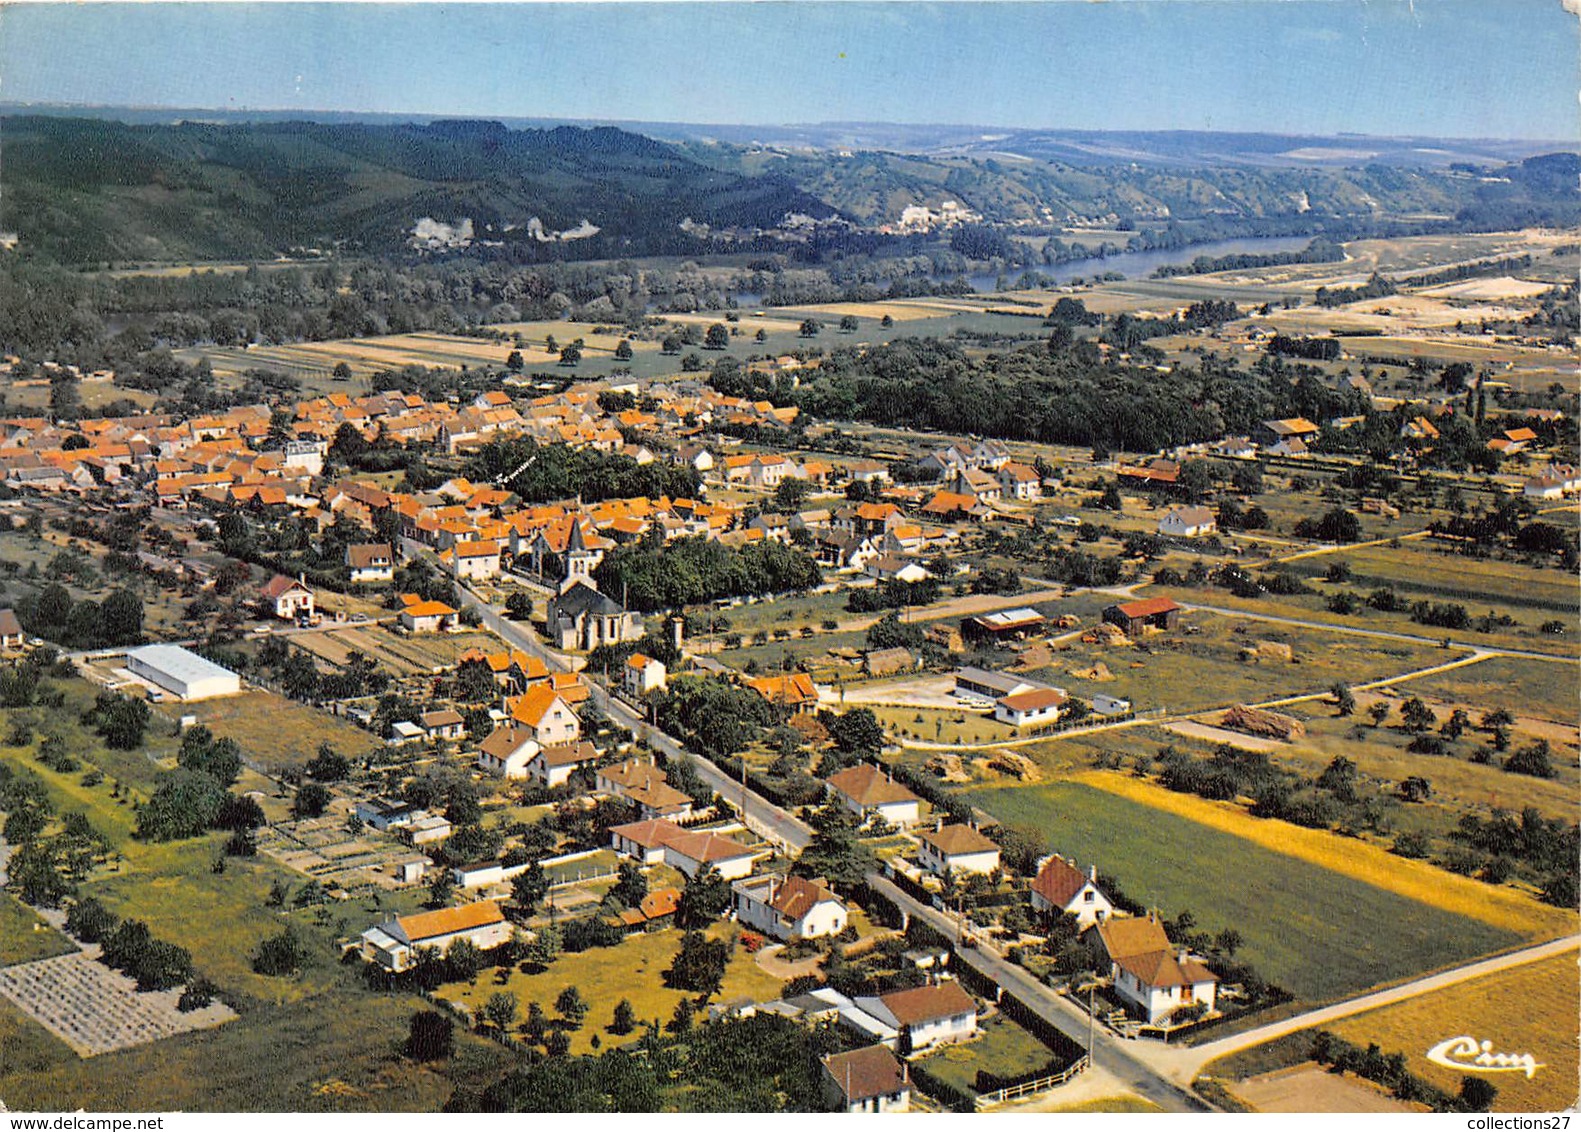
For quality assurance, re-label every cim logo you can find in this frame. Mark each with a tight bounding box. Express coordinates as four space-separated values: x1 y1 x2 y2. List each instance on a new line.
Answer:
1426 1036 1544 1079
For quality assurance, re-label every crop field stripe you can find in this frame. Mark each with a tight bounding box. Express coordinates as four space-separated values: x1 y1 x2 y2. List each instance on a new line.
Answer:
1065 771 1573 937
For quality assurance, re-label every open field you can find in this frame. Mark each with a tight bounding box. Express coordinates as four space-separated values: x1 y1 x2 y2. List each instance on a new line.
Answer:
1063 771 1576 937
436 922 784 1055
964 779 1532 1001
292 625 498 679
1325 950 1580 1113
1230 1065 1419 1113
0 894 76 967
0 983 511 1112
915 1014 1055 1097
1404 654 1581 729
160 690 381 773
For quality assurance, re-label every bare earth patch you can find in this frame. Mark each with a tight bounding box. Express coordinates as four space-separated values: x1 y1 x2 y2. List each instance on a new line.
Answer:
1231 1064 1421 1113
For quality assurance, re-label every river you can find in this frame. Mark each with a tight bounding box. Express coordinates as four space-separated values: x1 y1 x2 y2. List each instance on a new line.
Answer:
951 234 1319 291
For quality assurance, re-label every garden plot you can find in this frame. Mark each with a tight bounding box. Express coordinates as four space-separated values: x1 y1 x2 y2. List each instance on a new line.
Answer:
0 951 235 1058
256 814 412 890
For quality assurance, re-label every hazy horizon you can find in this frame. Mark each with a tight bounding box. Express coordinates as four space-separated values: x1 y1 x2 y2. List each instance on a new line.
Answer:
1 1 1574 141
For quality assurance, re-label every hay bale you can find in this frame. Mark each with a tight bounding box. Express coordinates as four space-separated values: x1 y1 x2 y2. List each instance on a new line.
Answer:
1253 640 1294 663
1220 704 1306 741
926 753 971 783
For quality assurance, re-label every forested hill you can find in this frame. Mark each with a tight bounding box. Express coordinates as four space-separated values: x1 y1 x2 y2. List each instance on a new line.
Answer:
0 116 838 264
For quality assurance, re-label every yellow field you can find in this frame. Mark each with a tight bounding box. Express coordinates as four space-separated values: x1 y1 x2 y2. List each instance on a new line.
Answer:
784 299 962 322
438 922 785 1055
162 690 381 771
1066 771 1577 938
1327 950 1580 1112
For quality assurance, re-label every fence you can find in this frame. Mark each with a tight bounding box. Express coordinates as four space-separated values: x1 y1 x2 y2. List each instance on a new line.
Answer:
973 1055 1090 1108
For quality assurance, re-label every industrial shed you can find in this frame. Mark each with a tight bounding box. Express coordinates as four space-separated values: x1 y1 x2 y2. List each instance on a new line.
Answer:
125 644 241 702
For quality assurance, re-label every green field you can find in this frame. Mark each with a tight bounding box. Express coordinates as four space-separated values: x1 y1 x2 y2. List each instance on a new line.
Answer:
0 894 76 967
915 1014 1055 1097
964 782 1524 1002
1402 654 1581 727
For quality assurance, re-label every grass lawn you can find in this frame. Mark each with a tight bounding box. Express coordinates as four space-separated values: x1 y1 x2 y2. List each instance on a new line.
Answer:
1325 950 1580 1113
963 780 1530 1002
544 849 619 885
162 690 381 773
1403 654 1581 729
437 922 784 1055
915 1014 1056 1097
0 894 76 967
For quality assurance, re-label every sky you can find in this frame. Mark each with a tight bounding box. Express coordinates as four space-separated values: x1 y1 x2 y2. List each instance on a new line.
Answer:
0 1 1575 140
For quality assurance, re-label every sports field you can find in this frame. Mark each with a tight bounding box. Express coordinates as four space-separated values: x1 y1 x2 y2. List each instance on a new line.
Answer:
965 780 1532 1002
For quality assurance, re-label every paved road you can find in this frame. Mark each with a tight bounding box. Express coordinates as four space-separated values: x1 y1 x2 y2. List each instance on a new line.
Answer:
865 873 1214 1114
424 555 814 854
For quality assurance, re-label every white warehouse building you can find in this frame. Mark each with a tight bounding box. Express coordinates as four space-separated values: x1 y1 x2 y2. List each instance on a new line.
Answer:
125 644 241 702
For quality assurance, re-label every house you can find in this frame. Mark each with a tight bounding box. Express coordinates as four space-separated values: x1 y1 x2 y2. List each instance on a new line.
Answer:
952 666 1043 703
951 467 1002 503
997 461 1043 501
672 444 714 475
864 555 930 585
1266 436 1310 459
1029 857 1113 928
1157 506 1217 539
522 740 600 789
358 901 512 973
475 724 540 779
399 599 458 633
857 982 978 1052
0 608 24 649
598 759 694 819
1102 597 1182 636
821 1045 911 1114
732 874 848 942
615 887 682 933
623 653 667 698
916 823 1000 876
446 539 501 581
507 686 582 747
1095 912 1218 1026
259 574 315 622
993 687 1068 729
346 542 395 583
1402 415 1441 443
961 607 1046 646
1116 459 1180 489
608 818 758 879
1258 417 1321 447
402 813 453 846
546 581 643 651
825 763 922 828
419 709 466 740
744 672 821 714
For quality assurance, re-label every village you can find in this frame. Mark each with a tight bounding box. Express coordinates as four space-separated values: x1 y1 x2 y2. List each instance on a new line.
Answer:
0 249 1576 1115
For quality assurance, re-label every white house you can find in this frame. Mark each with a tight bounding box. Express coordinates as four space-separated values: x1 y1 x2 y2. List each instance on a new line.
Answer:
997 462 1043 501
259 574 316 622
598 758 693 819
521 740 599 789
821 1045 911 1114
346 543 395 584
732 874 848 942
856 982 978 1052
475 724 539 779
1158 505 1218 539
993 687 1068 729
608 818 758 879
623 653 667 698
916 824 1000 876
1096 913 1218 1026
506 687 581 747
399 600 458 633
864 555 930 585
825 763 922 828
1029 857 1113 928
358 901 513 973
446 539 502 581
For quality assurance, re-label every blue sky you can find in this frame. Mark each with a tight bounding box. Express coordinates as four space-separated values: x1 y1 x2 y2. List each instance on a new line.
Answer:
0 1 1574 139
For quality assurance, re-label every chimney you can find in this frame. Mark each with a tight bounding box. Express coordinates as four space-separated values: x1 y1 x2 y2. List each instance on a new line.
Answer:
935 817 944 833
1178 949 1189 965
1089 864 1098 883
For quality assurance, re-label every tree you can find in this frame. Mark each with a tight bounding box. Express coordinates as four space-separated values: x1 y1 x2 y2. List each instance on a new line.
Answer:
524 923 562 969
668 996 695 1035
1399 697 1436 734
405 1011 454 1061
252 927 308 976
665 930 729 996
544 1028 571 1057
556 985 588 1029
559 345 582 366
839 315 859 333
826 709 884 756
99 589 144 646
1368 701 1391 728
1459 1077 1497 1112
485 991 519 1035
524 1001 549 1043
506 350 524 372
304 744 350 781
511 860 548 915
614 339 634 361
136 768 227 841
427 868 456 909
293 782 332 820
799 319 822 338
704 324 730 350
610 998 638 1036
793 805 875 888
772 477 812 512
677 865 730 929
1504 740 1555 779
612 861 647 909
1331 683 1356 717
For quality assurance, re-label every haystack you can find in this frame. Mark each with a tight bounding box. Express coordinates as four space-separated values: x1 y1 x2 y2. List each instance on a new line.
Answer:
1220 704 1306 741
